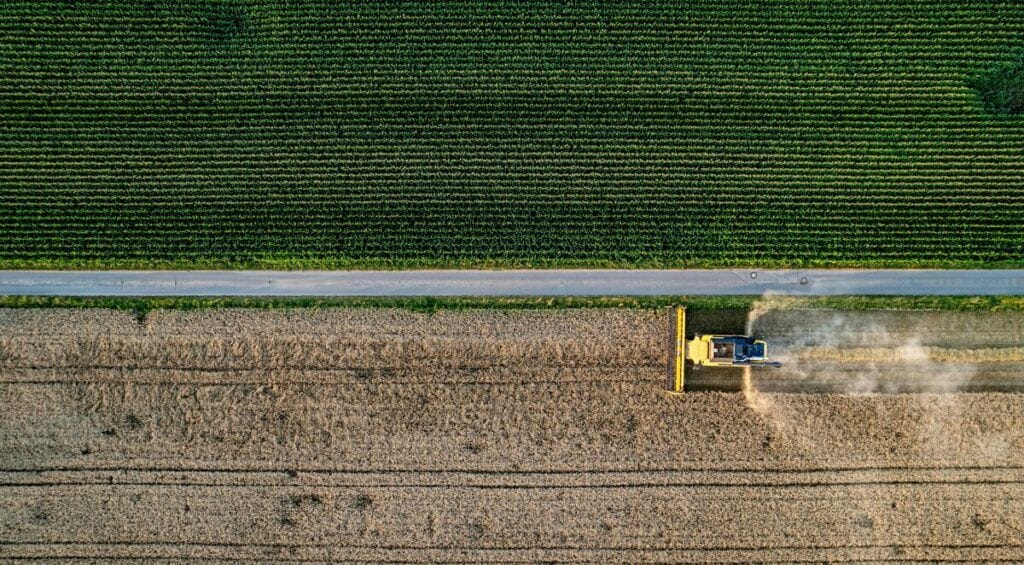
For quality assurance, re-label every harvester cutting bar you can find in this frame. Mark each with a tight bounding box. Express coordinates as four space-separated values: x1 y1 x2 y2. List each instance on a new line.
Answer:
667 306 686 393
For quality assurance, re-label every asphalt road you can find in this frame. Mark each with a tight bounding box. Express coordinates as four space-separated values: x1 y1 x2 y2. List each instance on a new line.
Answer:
1 269 1023 296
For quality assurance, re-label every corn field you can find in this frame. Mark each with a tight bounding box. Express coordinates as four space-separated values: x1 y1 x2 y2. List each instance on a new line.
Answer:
1 1 1023 268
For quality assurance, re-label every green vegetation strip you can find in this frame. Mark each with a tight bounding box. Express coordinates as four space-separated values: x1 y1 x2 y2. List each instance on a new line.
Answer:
1 1 1023 269
2 296 1024 315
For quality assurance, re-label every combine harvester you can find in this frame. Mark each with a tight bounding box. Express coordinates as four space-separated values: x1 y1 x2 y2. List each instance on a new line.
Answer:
667 306 782 393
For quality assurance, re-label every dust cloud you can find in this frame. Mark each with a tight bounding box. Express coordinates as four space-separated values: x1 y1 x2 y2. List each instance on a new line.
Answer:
740 300 1017 477
743 298 996 395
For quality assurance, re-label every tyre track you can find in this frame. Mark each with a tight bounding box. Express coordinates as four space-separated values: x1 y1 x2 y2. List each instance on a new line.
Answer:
4 308 1024 561
4 483 1023 554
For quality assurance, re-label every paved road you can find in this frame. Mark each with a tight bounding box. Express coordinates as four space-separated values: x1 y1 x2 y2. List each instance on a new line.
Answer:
1 269 1023 296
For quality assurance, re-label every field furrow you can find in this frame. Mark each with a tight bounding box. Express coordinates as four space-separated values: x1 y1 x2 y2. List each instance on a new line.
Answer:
1 1 1022 267
4 307 1024 561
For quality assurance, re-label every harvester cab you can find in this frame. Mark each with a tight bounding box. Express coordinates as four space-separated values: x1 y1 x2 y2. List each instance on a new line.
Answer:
696 335 781 368
667 306 782 393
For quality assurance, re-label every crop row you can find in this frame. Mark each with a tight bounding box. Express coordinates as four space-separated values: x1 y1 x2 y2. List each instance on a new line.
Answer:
1 0 1023 266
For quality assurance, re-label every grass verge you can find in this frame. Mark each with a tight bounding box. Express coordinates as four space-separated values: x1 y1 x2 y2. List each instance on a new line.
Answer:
2 258 1023 270
2 295 1024 315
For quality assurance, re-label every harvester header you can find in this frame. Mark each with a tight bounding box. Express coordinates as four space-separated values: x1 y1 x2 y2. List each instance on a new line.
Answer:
667 306 782 393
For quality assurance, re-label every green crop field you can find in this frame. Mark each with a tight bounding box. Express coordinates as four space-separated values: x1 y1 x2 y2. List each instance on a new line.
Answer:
1 0 1023 269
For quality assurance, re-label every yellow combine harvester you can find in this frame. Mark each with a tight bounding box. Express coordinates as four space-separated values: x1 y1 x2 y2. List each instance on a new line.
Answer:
667 306 782 393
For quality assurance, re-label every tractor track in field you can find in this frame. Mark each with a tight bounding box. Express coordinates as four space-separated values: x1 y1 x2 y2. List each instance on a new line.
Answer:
3 308 1024 561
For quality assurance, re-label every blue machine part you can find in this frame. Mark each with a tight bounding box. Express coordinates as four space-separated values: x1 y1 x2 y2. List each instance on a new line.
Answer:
711 336 768 363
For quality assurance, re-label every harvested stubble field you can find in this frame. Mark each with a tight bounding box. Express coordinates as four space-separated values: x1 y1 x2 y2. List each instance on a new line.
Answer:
3 308 1024 562
748 309 1024 393
2 1 1024 268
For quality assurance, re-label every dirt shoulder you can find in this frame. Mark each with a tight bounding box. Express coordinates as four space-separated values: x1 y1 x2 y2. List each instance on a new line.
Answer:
2 308 1024 562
